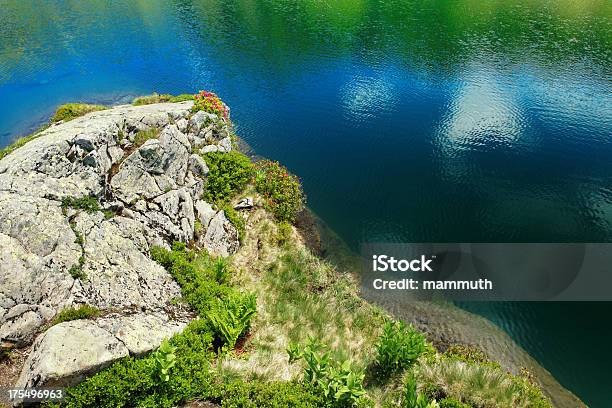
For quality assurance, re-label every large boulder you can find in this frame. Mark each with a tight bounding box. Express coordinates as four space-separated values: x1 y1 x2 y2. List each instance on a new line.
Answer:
0 101 241 388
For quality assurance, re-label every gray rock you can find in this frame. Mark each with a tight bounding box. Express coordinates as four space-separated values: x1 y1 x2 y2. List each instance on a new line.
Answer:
234 197 254 210
218 137 233 152
201 145 219 154
200 210 239 257
189 154 209 178
16 320 129 388
195 200 216 228
189 110 217 132
95 313 187 356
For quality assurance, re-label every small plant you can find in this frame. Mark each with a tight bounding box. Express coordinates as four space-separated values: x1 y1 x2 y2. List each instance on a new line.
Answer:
203 151 253 203
255 160 305 223
154 340 177 382
52 304 100 325
288 337 367 406
404 375 439 408
208 292 257 351
213 257 230 283
61 195 100 214
193 90 229 120
133 128 160 146
52 103 106 122
444 344 500 369
438 397 471 408
376 321 425 376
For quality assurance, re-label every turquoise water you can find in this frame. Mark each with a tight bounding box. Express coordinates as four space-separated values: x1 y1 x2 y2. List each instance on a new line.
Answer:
1 1 611 405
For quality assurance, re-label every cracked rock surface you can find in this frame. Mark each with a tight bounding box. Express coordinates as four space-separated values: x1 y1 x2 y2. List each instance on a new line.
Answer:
0 101 240 387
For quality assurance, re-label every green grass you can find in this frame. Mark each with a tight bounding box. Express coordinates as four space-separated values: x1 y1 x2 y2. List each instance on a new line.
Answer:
52 305 100 325
132 93 195 106
51 103 106 122
61 196 101 214
133 128 161 146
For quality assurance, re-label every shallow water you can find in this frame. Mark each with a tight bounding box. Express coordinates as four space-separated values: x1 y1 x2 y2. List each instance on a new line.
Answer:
1 1 611 405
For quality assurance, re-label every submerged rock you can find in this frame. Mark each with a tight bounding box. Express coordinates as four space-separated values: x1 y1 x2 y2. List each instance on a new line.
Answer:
0 101 240 387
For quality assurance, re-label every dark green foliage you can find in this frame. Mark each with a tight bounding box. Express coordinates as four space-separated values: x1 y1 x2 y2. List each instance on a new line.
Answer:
203 151 253 203
376 321 425 376
61 196 100 214
150 244 256 351
255 160 305 223
52 305 100 325
212 380 324 407
222 205 246 242
51 103 106 122
439 397 472 408
288 337 367 406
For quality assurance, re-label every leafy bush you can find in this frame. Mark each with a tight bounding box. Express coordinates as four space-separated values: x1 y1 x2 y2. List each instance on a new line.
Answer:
193 90 229 119
61 195 100 214
150 244 256 352
133 128 160 146
376 321 425 376
255 160 305 223
208 292 257 351
288 337 367 406
154 340 177 382
52 103 106 122
52 305 100 325
213 380 324 407
439 397 471 408
203 151 253 203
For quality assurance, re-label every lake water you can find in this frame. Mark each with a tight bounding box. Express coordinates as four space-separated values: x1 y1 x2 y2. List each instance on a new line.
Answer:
1 1 610 405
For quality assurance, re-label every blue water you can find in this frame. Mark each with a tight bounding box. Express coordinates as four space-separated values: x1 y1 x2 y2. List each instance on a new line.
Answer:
1 1 611 405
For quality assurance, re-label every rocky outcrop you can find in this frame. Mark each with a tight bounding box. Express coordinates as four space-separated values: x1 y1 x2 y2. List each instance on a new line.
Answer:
0 101 241 388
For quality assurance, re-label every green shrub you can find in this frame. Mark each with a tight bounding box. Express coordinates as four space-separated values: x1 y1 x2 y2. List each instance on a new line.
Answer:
132 93 173 106
208 292 257 351
169 94 195 103
133 128 160 146
193 90 229 119
61 195 100 214
68 263 86 280
288 337 367 406
52 103 106 122
203 151 253 203
222 205 246 242
376 321 425 376
52 305 99 325
439 397 471 408
255 160 305 223
213 380 324 407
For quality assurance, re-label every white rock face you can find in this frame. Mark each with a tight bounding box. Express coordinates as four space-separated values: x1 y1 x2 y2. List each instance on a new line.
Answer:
0 101 241 387
16 320 129 388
